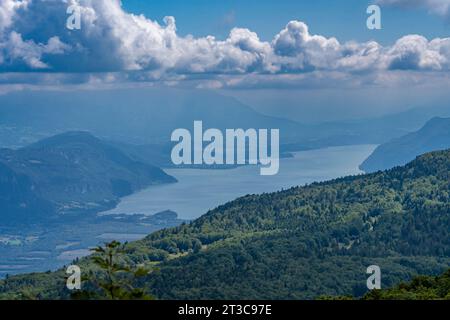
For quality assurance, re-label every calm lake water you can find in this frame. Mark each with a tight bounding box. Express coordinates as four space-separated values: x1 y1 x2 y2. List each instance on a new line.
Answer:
104 145 377 220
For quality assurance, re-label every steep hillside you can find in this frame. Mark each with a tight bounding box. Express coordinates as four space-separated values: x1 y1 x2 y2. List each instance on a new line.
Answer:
361 117 450 173
136 149 450 299
0 162 53 223
0 132 176 216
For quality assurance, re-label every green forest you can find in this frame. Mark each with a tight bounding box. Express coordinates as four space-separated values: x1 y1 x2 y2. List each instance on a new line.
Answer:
1 149 449 300
363 268 450 300
320 267 450 300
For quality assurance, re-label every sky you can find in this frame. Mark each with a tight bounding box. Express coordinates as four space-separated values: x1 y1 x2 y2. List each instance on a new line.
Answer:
122 0 450 44
1 0 450 122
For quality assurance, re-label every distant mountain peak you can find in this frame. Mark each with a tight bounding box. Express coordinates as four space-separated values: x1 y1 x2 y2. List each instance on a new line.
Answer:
24 131 102 149
420 116 450 131
360 117 450 173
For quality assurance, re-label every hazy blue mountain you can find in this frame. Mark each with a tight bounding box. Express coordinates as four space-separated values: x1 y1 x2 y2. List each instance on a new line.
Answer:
283 104 450 151
2 88 450 151
360 117 450 173
0 132 176 217
107 141 173 167
0 88 307 146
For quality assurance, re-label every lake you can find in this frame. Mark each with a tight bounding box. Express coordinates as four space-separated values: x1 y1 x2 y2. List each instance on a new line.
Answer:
105 145 377 220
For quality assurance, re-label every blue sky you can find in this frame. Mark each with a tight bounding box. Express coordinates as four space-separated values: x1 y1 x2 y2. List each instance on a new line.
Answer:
123 0 449 44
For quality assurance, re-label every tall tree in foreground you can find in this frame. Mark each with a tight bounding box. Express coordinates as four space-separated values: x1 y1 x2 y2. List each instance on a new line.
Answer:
72 241 154 300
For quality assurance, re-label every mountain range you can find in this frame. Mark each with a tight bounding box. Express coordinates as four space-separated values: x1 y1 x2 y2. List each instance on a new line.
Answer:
0 88 305 146
1 148 448 299
1 88 449 151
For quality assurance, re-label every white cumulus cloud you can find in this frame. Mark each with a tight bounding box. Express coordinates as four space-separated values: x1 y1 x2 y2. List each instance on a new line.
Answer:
0 0 449 89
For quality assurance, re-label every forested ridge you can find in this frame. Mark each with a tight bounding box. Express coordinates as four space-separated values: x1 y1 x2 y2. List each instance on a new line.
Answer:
1 149 449 299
